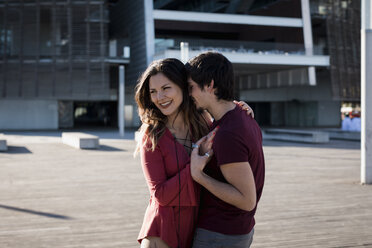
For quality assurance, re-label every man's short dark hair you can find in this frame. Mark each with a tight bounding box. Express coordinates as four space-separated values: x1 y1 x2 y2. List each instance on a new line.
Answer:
185 52 234 101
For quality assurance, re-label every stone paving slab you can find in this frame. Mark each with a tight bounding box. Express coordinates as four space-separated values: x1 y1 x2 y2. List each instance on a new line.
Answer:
0 131 371 248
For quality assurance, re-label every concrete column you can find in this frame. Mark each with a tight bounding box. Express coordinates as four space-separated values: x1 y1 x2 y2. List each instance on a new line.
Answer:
180 42 189 63
301 0 316 86
118 66 125 137
144 0 155 65
361 0 372 184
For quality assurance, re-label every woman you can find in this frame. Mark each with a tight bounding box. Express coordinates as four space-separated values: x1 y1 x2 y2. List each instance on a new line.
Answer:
135 58 253 248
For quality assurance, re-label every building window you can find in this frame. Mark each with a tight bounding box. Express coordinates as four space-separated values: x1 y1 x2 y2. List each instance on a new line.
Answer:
0 29 12 56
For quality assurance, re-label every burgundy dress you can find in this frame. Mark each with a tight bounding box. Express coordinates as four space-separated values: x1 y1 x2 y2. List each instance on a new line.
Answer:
137 128 200 248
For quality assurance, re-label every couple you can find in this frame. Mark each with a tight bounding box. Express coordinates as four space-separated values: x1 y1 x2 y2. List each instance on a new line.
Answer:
135 52 265 248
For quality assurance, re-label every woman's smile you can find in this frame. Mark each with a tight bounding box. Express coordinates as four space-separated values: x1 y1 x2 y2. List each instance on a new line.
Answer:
159 100 172 108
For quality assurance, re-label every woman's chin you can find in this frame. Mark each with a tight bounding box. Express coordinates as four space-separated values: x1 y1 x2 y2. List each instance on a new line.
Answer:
163 109 178 118
160 109 171 116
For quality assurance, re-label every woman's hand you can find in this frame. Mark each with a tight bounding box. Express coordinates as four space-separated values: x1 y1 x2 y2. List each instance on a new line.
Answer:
190 136 214 182
190 126 218 181
234 100 254 118
199 126 218 156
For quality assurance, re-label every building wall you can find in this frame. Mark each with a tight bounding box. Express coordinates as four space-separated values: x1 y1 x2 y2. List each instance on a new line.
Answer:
318 100 341 126
240 69 341 127
151 1 350 129
110 0 153 127
0 1 111 100
0 1 348 130
0 99 58 130
0 1 113 130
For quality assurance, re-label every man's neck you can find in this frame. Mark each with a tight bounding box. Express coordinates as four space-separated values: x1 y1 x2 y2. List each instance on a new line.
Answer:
207 100 236 121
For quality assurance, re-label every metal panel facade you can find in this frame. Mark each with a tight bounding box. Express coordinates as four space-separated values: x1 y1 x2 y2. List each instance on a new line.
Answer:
0 0 110 100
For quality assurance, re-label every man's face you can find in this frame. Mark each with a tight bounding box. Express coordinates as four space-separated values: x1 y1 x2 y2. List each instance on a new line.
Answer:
188 77 208 111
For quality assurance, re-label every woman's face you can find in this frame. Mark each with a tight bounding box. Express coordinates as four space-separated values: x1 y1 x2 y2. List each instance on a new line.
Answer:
149 73 183 118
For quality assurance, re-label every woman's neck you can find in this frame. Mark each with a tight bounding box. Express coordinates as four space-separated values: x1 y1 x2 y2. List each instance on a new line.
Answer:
166 111 188 135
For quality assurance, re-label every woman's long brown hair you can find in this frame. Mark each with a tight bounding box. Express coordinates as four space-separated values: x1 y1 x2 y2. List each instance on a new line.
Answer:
135 58 209 153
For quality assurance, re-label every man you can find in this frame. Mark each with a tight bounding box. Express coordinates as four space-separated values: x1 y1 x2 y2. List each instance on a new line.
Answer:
350 112 361 132
186 52 265 248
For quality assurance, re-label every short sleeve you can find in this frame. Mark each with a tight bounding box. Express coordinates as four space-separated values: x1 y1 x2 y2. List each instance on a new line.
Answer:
213 130 248 167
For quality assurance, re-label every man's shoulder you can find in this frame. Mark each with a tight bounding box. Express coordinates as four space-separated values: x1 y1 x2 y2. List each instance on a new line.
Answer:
216 121 261 146
226 110 260 135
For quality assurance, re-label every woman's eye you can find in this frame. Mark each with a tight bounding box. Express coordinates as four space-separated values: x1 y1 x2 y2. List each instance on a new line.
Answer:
164 87 170 90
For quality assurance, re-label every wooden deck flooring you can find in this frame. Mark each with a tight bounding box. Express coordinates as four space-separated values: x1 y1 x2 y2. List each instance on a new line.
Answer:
0 132 371 248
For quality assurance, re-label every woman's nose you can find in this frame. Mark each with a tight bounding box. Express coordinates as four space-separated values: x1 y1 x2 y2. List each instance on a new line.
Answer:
157 91 164 100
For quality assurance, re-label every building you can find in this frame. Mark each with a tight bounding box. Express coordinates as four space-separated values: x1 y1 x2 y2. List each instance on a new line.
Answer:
0 0 361 130
0 0 130 129
150 0 360 127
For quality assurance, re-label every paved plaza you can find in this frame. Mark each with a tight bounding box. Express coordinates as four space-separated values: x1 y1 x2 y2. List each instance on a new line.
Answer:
0 130 371 248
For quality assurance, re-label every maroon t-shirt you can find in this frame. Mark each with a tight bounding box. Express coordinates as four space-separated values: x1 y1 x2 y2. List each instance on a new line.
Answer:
197 105 265 235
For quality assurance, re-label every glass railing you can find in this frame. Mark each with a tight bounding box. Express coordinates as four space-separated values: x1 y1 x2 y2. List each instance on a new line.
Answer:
155 38 326 56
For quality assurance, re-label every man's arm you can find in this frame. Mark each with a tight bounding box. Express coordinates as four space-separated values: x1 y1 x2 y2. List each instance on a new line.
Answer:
191 158 256 211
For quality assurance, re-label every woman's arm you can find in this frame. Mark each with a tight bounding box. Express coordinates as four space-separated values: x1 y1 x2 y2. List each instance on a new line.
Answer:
202 101 254 121
140 144 198 207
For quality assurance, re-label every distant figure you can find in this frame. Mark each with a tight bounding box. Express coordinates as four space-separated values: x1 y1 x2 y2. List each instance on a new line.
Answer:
350 112 361 132
341 113 352 131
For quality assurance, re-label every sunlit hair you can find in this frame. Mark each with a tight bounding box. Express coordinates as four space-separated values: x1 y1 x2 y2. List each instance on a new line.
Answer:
134 58 209 153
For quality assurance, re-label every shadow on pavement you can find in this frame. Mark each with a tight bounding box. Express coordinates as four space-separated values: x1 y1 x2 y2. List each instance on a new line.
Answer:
0 204 73 220
98 145 126 152
4 146 32 154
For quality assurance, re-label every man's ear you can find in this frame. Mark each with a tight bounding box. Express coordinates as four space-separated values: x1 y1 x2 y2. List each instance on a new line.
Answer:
207 79 214 92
